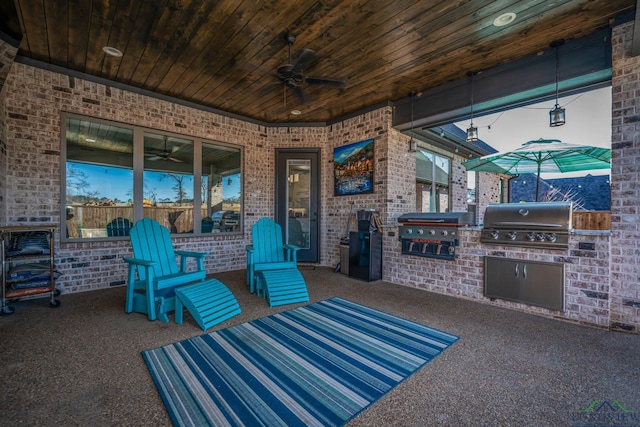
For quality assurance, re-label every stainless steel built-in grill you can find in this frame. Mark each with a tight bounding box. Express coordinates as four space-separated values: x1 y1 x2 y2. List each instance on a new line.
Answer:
481 202 572 249
211 210 238 232
398 212 474 260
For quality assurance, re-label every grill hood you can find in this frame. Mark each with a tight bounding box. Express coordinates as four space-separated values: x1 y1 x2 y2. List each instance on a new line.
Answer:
482 202 572 230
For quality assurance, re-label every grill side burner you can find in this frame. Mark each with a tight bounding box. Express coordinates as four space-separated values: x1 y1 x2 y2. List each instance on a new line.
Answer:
398 212 474 260
481 202 572 249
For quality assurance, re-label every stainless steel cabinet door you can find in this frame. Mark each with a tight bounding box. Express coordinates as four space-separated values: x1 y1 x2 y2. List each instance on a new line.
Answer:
484 256 564 311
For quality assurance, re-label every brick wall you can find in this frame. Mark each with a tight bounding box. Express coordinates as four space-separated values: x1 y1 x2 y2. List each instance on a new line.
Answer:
0 36 17 227
0 36 18 90
610 22 640 333
324 108 392 268
476 172 503 224
2 63 273 293
0 83 5 225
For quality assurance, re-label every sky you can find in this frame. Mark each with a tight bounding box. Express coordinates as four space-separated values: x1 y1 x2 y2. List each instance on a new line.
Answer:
68 161 241 202
454 86 612 178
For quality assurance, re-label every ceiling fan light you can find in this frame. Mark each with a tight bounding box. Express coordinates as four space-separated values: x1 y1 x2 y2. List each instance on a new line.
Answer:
549 105 565 127
466 124 478 142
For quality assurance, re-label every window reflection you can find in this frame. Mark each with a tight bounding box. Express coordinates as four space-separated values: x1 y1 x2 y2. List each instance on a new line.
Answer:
143 132 194 234
63 114 243 239
287 159 310 249
201 142 242 233
65 117 134 239
415 148 451 212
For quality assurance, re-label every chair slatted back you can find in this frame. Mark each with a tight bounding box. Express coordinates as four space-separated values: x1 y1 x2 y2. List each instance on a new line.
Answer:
129 218 179 280
252 218 285 264
107 217 132 236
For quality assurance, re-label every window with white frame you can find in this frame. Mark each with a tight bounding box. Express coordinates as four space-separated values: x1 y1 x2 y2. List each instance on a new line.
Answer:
62 114 242 240
415 147 451 212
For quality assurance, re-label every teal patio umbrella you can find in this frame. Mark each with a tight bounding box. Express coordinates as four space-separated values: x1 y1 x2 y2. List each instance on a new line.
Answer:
462 139 611 201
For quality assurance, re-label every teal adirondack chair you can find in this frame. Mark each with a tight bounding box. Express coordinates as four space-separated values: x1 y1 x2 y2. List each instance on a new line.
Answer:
124 218 208 321
246 217 309 306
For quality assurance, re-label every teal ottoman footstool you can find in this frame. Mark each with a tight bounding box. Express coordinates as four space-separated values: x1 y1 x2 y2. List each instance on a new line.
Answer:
257 269 309 307
174 278 241 331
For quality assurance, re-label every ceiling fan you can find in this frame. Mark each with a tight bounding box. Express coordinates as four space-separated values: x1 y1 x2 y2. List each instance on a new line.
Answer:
271 33 345 105
145 136 183 162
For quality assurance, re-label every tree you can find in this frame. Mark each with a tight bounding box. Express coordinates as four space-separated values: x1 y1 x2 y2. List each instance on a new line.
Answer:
67 166 91 202
164 173 187 205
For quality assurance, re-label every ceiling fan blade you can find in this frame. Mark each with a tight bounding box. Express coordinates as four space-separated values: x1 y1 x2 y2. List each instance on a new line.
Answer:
146 155 161 161
305 76 345 87
291 49 316 74
167 156 183 163
290 85 307 104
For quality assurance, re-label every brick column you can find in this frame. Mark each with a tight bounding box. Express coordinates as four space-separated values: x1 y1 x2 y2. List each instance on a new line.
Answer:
610 22 640 333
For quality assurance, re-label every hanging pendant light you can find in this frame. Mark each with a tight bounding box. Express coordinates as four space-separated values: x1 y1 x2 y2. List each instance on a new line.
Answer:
549 39 565 127
408 91 417 152
466 71 478 142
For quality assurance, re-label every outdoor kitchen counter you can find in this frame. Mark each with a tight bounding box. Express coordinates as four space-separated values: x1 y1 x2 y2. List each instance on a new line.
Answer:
569 229 611 236
392 227 612 329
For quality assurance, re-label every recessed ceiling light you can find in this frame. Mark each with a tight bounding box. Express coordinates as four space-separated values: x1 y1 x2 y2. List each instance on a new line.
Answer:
103 46 123 57
290 110 301 115
85 138 96 142
493 12 516 27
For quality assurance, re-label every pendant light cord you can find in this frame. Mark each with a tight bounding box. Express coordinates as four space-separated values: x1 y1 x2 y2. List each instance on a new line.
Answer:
470 74 474 124
550 39 564 108
410 92 415 136
554 44 560 108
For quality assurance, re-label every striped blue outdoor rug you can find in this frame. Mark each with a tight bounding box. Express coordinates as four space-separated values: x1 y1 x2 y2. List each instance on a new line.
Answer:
142 297 459 427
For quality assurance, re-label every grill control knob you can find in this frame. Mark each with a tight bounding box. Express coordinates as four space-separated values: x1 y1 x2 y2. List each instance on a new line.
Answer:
535 233 545 241
441 230 448 236
429 229 436 235
417 229 424 235
506 231 517 240
526 232 535 241
489 231 499 239
545 233 557 242
406 228 412 234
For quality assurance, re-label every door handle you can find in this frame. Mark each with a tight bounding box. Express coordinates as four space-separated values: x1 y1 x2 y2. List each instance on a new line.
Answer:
514 263 519 279
523 264 527 280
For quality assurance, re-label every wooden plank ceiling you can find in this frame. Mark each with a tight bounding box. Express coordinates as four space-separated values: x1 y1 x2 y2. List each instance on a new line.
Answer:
6 0 636 124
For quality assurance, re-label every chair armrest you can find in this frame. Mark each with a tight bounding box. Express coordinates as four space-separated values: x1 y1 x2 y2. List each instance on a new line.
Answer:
175 250 208 259
283 244 299 263
123 257 157 267
246 246 254 262
175 251 208 272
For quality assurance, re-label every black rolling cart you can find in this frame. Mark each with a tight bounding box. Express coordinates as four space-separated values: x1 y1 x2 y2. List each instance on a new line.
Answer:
348 210 382 282
1 225 61 315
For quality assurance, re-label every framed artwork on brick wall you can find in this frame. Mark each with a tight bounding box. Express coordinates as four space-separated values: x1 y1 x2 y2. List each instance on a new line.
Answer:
333 138 375 196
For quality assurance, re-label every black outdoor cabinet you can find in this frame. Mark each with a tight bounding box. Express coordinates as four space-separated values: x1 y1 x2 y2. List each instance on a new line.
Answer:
348 231 382 282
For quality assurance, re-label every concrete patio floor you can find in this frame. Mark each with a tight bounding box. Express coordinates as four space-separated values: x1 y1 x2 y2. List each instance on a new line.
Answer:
1 266 638 426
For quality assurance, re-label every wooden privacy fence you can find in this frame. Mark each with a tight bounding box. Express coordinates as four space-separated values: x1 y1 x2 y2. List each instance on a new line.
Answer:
572 211 611 230
68 205 208 236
